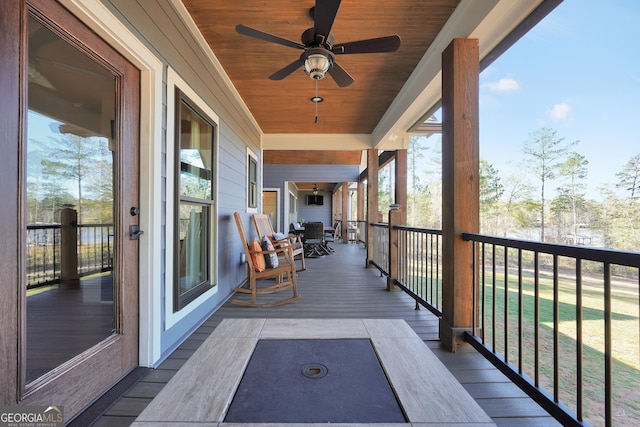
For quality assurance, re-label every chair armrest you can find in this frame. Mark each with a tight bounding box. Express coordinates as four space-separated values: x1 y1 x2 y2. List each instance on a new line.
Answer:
273 235 303 249
248 245 291 256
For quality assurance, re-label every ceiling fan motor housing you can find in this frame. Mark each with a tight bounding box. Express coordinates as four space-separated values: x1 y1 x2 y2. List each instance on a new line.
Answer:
302 47 335 80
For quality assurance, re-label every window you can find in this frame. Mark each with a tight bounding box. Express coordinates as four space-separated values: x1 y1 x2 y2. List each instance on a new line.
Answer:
247 148 258 211
174 90 216 311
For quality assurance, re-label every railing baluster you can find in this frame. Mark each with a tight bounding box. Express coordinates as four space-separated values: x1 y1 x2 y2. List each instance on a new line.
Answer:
576 258 583 422
436 233 440 309
504 245 509 363
424 234 440 308
518 248 523 374
492 243 496 352
553 254 559 402
414 230 419 298
604 262 612 427
534 251 540 388
471 240 477 336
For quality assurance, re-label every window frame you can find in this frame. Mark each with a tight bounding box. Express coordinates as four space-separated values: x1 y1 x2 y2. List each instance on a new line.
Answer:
165 68 218 325
173 90 215 311
247 147 259 212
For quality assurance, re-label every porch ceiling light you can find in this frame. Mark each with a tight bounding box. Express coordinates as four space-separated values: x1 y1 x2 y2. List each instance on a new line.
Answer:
304 53 331 80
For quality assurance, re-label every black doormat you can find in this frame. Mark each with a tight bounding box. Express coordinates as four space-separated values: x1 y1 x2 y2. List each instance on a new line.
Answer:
224 339 406 423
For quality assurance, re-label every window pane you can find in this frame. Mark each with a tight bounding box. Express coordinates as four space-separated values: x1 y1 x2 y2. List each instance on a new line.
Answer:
26 16 117 383
249 157 257 181
177 203 209 295
248 156 257 208
175 93 215 311
179 102 212 200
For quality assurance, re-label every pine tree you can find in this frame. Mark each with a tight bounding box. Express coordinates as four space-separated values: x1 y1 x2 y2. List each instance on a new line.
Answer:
522 128 577 241
615 153 640 200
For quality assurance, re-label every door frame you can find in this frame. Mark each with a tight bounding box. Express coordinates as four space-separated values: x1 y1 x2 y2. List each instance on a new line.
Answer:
0 0 23 406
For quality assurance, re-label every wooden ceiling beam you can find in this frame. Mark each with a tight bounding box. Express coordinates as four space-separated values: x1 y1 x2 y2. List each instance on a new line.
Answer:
264 150 362 165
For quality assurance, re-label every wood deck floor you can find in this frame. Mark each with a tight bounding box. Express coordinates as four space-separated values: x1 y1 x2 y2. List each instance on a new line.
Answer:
88 242 562 427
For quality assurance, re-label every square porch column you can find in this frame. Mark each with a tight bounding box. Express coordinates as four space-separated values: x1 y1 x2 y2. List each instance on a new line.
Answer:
366 148 379 265
439 38 479 352
394 149 407 225
341 182 349 242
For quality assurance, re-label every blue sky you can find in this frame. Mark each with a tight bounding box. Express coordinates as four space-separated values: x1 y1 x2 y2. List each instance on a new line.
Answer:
477 0 640 200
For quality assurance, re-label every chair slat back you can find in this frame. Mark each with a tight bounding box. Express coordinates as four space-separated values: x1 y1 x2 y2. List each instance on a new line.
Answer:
252 213 274 238
234 212 256 271
303 221 324 240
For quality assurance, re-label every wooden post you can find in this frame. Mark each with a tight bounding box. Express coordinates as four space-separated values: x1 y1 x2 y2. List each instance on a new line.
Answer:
356 180 364 223
60 208 80 289
394 149 407 225
440 38 480 352
387 205 401 291
336 189 341 224
356 180 364 245
366 149 379 266
341 182 349 243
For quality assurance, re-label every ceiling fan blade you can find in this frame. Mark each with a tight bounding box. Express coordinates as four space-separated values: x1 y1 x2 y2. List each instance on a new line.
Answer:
328 62 354 87
313 0 341 38
269 59 304 80
236 24 305 50
332 35 401 54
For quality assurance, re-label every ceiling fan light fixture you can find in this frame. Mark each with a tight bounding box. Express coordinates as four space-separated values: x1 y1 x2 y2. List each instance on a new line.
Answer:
304 53 331 80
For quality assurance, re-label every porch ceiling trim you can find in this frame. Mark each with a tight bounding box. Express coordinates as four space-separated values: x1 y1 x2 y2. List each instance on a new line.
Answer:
262 133 373 150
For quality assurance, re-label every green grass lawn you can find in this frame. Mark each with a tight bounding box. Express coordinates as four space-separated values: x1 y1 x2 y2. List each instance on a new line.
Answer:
478 260 639 427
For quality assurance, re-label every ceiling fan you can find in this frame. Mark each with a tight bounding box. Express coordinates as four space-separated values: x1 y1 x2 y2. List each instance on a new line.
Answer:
235 0 401 88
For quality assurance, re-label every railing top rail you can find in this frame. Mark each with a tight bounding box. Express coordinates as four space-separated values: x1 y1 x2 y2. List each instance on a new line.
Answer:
27 224 61 230
462 232 640 267
27 223 113 229
370 222 389 228
394 225 443 235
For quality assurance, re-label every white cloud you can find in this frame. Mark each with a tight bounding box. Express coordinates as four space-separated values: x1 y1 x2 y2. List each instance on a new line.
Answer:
482 77 520 92
547 103 572 120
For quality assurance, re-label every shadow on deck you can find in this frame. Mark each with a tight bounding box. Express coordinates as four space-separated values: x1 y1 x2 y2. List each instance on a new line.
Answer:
84 242 561 427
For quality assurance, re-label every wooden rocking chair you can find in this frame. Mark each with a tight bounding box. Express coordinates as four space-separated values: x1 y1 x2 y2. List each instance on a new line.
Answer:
252 213 306 272
232 212 300 307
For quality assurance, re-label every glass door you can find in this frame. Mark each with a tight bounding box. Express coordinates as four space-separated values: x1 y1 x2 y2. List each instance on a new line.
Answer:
20 1 140 420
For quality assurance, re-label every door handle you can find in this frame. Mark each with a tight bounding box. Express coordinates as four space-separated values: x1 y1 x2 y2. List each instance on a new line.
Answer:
129 224 144 240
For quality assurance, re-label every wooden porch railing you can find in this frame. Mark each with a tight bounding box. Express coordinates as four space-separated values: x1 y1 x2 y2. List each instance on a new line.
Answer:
368 215 639 427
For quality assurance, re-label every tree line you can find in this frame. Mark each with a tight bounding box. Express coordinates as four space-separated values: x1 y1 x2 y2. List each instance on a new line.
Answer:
27 133 113 226
396 128 640 252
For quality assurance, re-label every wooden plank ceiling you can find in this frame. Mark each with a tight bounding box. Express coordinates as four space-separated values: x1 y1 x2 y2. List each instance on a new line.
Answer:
181 0 460 136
